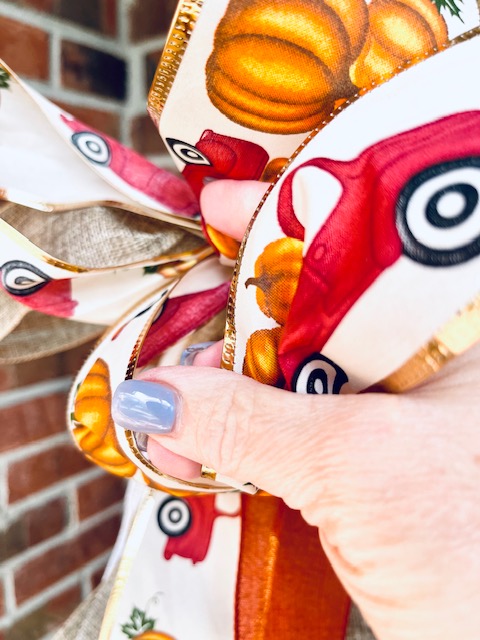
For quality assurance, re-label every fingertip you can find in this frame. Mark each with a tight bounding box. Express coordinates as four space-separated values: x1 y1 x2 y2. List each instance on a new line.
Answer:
200 180 269 240
190 340 223 367
147 437 202 481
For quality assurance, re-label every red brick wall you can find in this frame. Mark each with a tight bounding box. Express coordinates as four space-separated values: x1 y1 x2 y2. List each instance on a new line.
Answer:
0 1 177 638
0 0 174 160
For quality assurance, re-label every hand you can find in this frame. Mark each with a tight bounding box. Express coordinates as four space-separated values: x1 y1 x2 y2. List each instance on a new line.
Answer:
112 180 480 640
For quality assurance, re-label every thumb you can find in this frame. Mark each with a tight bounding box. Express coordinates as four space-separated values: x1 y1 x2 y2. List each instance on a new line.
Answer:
112 365 404 517
111 353 480 640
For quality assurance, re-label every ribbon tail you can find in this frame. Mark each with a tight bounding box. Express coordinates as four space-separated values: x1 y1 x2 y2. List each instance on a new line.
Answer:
236 495 350 640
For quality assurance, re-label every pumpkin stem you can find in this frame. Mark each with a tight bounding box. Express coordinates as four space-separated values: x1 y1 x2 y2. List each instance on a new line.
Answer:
245 274 269 291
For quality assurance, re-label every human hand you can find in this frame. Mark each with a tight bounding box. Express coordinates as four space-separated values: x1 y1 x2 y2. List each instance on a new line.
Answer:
112 180 480 640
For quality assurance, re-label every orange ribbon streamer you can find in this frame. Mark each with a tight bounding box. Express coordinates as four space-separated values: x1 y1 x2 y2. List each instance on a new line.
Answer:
236 495 350 639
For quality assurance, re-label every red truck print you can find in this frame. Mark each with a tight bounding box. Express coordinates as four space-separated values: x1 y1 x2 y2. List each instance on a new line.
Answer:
0 259 77 317
275 111 480 392
166 129 270 200
61 114 199 218
157 495 239 564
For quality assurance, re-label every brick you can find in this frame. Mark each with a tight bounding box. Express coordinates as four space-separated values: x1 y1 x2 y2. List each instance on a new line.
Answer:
102 0 117 36
5 585 82 640
129 0 178 42
0 393 67 454
77 473 125 520
130 114 166 156
61 41 126 100
14 514 121 603
0 16 49 80
0 341 94 392
54 102 120 138
0 497 67 562
8 443 92 503
4 0 117 35
58 0 117 36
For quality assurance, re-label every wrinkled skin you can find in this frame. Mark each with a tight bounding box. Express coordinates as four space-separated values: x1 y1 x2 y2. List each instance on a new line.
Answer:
139 180 480 640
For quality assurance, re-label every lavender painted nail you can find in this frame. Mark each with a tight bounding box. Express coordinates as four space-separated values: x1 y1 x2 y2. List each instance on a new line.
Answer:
112 380 179 434
180 341 216 366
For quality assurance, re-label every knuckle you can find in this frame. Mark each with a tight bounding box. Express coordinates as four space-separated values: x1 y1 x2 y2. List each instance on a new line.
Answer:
198 376 255 479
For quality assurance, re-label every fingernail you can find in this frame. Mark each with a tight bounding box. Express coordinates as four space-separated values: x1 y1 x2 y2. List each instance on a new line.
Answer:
180 341 216 366
112 380 179 434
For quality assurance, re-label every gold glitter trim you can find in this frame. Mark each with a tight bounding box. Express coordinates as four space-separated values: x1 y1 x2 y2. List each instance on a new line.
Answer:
147 0 204 127
222 27 480 378
125 429 229 492
200 465 217 480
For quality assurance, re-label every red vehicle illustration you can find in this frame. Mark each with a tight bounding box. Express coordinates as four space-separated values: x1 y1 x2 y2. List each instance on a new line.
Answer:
166 129 270 199
60 115 199 218
157 495 238 564
0 259 77 317
275 111 480 392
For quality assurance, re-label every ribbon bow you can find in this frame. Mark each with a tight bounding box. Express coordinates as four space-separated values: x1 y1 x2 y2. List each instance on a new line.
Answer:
2 0 480 636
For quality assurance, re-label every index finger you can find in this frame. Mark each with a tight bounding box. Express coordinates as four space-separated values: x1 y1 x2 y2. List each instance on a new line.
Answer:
200 180 269 241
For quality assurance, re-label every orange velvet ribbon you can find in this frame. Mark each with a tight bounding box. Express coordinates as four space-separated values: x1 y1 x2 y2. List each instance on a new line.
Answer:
236 495 350 639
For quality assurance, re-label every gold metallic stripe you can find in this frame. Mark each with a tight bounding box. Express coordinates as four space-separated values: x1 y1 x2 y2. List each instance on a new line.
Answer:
0 216 86 273
200 464 217 480
147 0 204 127
125 429 227 492
378 293 480 392
99 490 156 640
0 203 210 275
1 191 203 233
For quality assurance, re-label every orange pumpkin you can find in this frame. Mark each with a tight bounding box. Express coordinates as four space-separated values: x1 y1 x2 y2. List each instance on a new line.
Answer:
205 223 241 260
260 157 289 183
246 237 303 326
350 0 448 88
243 327 285 387
206 0 368 133
73 358 136 477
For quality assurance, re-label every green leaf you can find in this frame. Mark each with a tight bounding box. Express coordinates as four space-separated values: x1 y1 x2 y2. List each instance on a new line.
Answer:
0 67 10 89
143 265 159 275
121 607 156 638
120 623 137 639
432 0 463 20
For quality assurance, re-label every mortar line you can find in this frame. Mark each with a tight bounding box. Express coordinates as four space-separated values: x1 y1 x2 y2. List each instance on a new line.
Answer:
2 502 124 574
1 466 104 526
0 569 85 630
0 376 73 410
